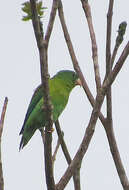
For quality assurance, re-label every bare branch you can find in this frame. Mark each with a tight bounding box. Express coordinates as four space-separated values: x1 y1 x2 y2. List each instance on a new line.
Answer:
55 121 71 164
105 1 114 183
56 92 105 190
106 0 114 121
105 0 113 131
110 41 129 82
111 22 127 68
105 125 129 190
56 42 129 190
52 138 60 165
45 0 58 48
80 0 101 92
58 0 106 126
0 97 8 137
30 0 55 189
102 44 129 190
0 97 8 190
105 1 129 189
58 1 129 188
106 0 114 74
106 40 129 190
55 120 81 190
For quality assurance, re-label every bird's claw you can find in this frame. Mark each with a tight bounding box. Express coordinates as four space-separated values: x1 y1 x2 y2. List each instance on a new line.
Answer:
47 127 54 133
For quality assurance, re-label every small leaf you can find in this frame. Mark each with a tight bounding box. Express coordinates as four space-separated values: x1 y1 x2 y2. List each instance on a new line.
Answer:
21 1 47 21
22 16 31 21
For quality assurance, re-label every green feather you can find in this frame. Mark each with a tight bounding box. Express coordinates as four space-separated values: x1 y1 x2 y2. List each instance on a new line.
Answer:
19 70 79 150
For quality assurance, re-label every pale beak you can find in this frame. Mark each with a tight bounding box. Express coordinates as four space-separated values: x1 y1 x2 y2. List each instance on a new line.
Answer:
75 78 82 86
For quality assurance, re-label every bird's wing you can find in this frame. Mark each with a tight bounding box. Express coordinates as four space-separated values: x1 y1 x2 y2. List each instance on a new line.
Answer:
19 84 43 134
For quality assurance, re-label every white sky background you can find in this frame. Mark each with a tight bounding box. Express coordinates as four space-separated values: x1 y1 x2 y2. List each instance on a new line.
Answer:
0 0 129 189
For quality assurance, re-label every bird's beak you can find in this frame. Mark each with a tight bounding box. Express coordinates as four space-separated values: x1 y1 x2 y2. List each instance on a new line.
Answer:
75 78 82 86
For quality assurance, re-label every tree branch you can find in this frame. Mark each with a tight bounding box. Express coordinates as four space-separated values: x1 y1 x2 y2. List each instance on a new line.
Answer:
111 21 127 68
58 1 129 188
80 0 101 92
106 0 114 74
58 0 106 126
52 138 60 166
106 0 114 121
30 0 55 189
105 2 129 189
45 0 58 48
56 42 129 190
105 124 129 190
105 0 114 179
110 42 129 81
0 97 8 190
55 120 81 190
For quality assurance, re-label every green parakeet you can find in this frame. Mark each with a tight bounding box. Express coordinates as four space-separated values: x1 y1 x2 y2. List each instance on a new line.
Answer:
19 70 81 150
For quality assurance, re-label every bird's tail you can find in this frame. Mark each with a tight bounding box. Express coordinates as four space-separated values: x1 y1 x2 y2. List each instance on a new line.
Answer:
19 137 25 151
19 126 36 151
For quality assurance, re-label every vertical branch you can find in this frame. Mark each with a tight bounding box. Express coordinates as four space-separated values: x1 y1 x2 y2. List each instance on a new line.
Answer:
106 0 114 73
45 0 58 48
105 1 129 189
29 0 56 189
40 43 55 190
106 0 114 123
0 97 8 190
55 120 81 190
105 0 114 149
80 0 101 92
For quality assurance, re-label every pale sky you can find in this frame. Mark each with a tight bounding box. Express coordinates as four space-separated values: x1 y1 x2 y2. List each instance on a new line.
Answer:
0 0 129 189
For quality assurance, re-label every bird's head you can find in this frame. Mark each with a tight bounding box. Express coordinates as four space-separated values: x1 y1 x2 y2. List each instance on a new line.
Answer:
53 70 82 90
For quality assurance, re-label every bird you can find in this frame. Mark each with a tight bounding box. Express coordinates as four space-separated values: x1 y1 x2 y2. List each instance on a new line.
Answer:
19 70 81 150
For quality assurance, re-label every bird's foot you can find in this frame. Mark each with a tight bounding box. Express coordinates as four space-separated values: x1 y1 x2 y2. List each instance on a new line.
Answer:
47 127 54 133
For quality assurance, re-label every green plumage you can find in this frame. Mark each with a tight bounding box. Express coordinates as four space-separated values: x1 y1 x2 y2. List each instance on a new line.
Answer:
19 70 80 150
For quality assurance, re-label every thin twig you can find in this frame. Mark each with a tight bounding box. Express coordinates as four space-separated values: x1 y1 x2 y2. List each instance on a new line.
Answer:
55 120 81 190
56 42 129 190
45 0 58 48
52 138 60 167
30 1 55 189
106 0 114 74
80 0 101 92
111 21 127 68
55 121 71 163
0 97 8 136
105 2 113 183
53 121 81 190
105 1 114 186
58 0 106 127
110 42 129 81
0 97 8 190
106 0 114 121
